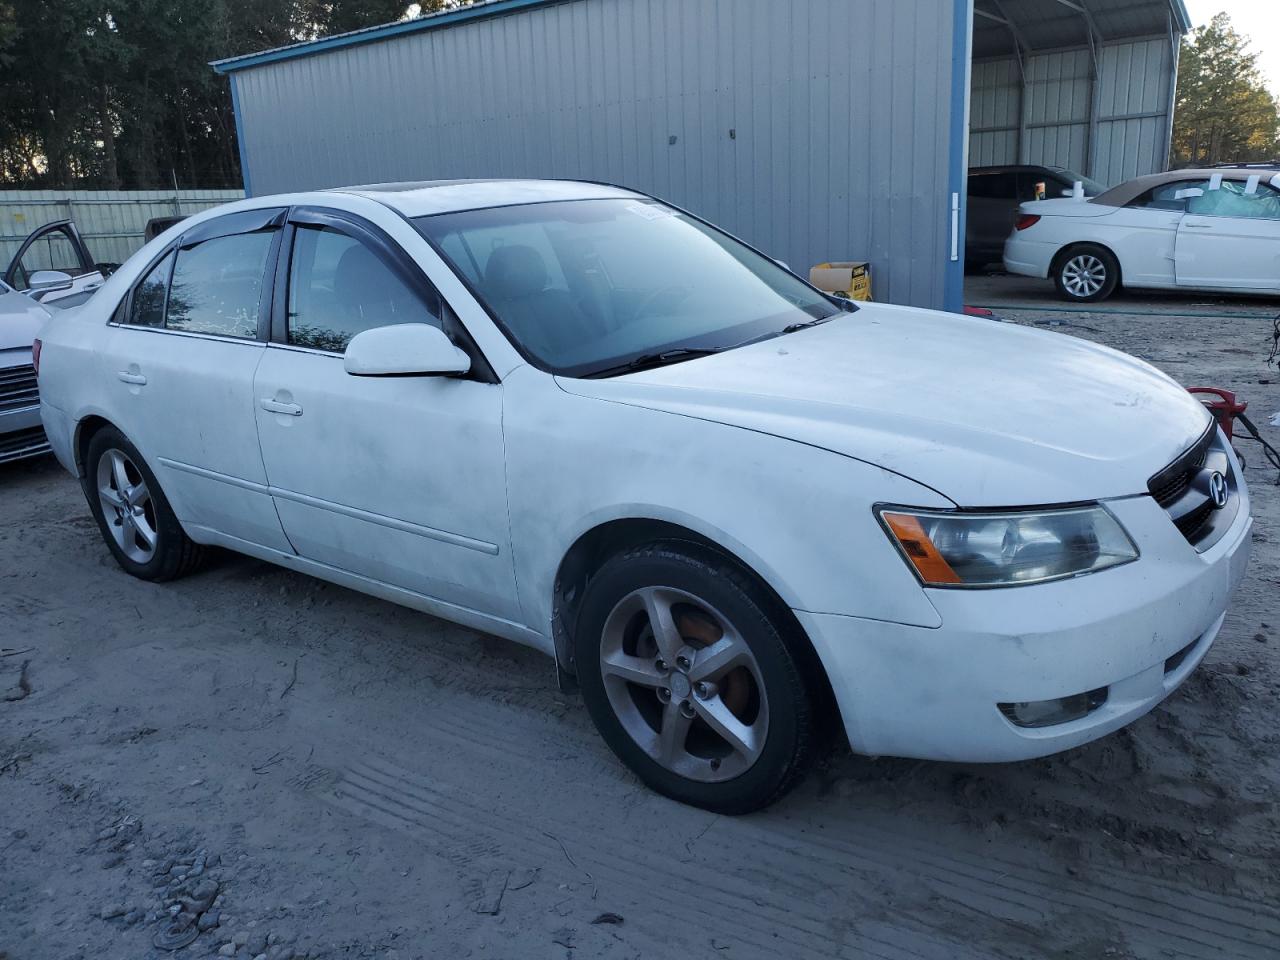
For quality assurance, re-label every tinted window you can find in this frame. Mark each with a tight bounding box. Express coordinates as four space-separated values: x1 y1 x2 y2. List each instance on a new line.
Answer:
1128 179 1210 212
166 232 273 338
1187 180 1280 219
968 173 1017 199
286 225 440 353
128 252 173 328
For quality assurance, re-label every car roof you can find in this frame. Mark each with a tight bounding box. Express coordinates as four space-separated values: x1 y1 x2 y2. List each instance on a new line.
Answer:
970 165 1071 175
329 178 645 217
1093 168 1280 206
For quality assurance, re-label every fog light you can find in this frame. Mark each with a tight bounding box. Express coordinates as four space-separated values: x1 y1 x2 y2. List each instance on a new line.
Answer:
998 688 1107 729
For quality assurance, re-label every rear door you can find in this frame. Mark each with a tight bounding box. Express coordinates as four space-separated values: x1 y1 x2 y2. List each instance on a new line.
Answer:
100 207 293 551
1175 177 1280 291
252 207 517 618
4 220 103 307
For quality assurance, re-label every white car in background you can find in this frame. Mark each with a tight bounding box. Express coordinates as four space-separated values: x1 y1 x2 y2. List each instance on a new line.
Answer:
33 181 1252 813
1004 167 1280 302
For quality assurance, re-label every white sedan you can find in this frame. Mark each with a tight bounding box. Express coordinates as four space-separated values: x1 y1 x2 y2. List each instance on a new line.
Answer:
35 180 1251 812
1004 167 1280 301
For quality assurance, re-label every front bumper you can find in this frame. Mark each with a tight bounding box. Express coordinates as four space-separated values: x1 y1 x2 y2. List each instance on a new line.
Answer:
0 403 49 466
798 490 1252 762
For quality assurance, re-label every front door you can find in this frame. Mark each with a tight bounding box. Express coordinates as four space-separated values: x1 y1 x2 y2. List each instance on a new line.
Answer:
5 220 103 307
100 208 293 552
1175 178 1280 291
252 209 517 619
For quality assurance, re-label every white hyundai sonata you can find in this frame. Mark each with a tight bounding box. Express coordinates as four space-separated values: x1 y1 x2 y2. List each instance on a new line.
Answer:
1004 167 1280 302
35 180 1251 812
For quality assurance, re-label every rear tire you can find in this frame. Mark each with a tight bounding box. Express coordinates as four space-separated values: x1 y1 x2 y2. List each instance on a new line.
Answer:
83 426 205 582
1053 244 1119 302
574 541 815 814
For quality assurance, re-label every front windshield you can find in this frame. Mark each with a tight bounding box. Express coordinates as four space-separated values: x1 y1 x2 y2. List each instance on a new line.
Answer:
414 199 842 377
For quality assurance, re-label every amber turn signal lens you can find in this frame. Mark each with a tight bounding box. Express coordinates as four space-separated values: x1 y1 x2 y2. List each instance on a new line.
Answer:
882 512 963 585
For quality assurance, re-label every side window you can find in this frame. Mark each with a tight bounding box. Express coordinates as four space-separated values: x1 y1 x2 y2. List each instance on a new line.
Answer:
968 173 1017 200
1128 180 1209 212
1017 173 1047 201
286 225 440 353
10 227 87 289
128 251 174 328
166 232 274 338
1186 180 1280 220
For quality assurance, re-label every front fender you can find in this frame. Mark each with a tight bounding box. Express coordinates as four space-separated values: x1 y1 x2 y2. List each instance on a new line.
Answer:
502 367 948 635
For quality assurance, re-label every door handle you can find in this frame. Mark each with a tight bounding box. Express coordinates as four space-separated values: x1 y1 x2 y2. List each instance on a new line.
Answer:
1183 223 1212 230
117 370 147 385
260 398 303 416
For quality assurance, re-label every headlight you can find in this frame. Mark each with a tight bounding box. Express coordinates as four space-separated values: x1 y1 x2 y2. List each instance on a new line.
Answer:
877 504 1138 588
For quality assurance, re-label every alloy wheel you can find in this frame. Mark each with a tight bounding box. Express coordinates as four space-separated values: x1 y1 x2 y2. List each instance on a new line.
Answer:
96 448 158 564
1061 254 1107 298
599 586 769 783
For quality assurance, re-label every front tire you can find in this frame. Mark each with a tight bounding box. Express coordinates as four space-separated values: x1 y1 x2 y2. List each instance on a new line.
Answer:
1053 244 1119 302
83 426 205 581
574 541 815 814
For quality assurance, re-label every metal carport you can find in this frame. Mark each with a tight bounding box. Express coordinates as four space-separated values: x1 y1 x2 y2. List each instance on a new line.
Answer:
213 0 1190 314
971 0 1192 185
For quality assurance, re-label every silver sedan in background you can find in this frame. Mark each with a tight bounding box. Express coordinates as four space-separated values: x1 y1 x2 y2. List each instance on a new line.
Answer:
1 278 54 464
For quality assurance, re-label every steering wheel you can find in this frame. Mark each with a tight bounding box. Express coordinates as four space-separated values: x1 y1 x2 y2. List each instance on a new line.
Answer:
632 284 692 321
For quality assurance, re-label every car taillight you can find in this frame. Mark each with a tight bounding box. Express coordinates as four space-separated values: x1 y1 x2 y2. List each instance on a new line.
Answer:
32 338 41 376
1015 214 1041 231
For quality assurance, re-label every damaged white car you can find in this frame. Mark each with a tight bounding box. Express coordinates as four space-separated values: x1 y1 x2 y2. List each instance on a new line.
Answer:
35 181 1251 812
1004 167 1280 301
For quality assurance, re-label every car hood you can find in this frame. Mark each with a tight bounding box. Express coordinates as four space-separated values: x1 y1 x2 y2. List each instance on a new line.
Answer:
0 290 50 363
557 303 1211 506
1019 197 1117 218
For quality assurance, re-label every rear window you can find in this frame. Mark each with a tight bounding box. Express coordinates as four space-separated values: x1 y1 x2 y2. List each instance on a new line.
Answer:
166 233 273 339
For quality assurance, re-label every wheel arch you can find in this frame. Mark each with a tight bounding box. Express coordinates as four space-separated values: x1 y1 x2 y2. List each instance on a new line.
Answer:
73 413 116 478
551 517 839 734
1051 239 1124 287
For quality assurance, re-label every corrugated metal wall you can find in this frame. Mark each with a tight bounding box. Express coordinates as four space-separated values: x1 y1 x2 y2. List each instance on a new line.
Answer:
970 36 1175 185
232 0 959 309
0 190 244 268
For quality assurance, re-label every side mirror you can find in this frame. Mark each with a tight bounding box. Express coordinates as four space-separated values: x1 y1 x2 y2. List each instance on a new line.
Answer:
344 323 471 377
27 270 74 297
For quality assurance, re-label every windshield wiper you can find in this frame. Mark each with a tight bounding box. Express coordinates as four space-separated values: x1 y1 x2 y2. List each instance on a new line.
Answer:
782 315 837 334
583 347 723 379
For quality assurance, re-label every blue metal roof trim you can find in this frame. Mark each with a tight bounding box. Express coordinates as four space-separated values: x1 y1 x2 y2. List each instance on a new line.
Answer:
1170 0 1193 33
211 0 565 74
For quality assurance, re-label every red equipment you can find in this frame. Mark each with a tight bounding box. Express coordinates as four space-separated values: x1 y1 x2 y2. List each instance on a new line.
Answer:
1188 387 1248 441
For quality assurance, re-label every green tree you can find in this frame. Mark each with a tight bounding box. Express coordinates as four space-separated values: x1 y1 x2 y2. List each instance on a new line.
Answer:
1172 12 1280 166
0 0 471 189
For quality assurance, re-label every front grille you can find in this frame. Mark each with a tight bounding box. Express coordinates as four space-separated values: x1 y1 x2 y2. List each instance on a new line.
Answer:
1176 498 1216 544
0 425 49 463
1147 424 1237 551
1150 448 1207 507
1148 424 1213 509
0 364 39 413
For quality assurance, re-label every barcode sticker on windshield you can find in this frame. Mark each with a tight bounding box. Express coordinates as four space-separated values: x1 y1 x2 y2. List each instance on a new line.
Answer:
626 203 674 221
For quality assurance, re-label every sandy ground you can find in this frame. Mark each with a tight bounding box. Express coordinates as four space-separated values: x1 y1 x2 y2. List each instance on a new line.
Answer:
2 285 1280 960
